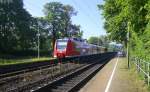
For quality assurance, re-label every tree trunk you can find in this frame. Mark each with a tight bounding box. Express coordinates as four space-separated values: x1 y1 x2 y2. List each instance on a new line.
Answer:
52 37 55 51
52 28 56 51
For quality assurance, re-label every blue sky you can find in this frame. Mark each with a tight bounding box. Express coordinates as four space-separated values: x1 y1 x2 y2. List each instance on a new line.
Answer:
24 0 106 39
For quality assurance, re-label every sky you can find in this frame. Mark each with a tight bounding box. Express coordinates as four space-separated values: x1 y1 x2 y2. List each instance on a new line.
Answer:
23 0 106 39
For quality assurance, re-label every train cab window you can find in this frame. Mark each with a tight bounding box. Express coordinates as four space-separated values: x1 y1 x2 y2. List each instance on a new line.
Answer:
57 40 68 51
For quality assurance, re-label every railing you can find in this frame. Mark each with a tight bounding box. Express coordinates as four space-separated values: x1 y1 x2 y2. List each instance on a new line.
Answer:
132 57 150 86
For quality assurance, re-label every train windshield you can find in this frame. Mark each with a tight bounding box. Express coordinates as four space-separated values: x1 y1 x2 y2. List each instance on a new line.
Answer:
57 40 68 51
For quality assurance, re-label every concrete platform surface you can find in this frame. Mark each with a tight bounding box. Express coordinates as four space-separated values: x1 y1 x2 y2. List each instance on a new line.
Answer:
79 57 148 92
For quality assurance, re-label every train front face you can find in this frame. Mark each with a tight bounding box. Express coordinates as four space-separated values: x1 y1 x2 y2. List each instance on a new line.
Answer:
54 39 68 58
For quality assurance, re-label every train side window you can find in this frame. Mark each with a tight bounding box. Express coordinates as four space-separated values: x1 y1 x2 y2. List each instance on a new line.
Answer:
73 38 78 41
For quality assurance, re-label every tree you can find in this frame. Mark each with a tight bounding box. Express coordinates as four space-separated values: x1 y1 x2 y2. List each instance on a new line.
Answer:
69 24 83 38
43 2 77 50
33 17 52 51
99 0 150 58
88 36 103 46
98 0 147 46
0 0 13 4
19 2 81 53
0 0 34 51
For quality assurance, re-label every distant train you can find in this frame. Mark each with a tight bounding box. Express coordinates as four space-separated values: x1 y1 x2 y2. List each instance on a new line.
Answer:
53 38 107 58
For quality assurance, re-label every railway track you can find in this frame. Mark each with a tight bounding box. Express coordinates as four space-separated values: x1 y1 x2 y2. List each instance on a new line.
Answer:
0 64 52 79
0 62 83 92
0 55 83 79
32 54 115 92
0 59 57 78
0 52 116 92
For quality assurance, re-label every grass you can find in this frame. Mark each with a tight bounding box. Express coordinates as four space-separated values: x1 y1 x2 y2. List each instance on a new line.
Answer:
0 57 55 65
118 57 149 92
130 61 149 92
130 59 150 91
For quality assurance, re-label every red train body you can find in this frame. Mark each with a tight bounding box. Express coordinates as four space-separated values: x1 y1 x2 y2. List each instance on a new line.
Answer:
53 38 106 58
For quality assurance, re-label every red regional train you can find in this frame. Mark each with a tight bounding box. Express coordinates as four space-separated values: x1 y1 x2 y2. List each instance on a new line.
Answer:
53 38 107 58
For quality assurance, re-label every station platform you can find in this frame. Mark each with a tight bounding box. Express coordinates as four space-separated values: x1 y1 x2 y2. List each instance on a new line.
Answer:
79 57 148 92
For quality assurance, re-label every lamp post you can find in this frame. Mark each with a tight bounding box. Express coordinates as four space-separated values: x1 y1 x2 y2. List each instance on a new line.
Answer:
127 21 131 69
37 23 40 59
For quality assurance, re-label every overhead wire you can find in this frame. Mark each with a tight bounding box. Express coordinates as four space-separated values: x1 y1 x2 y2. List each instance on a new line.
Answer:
25 0 100 27
71 0 105 39
71 0 101 28
81 0 101 27
24 0 106 37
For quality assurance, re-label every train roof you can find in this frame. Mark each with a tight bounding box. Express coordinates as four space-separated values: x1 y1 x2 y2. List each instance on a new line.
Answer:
56 38 106 48
57 38 86 42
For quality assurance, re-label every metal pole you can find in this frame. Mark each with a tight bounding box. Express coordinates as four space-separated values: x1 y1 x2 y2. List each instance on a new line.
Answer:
127 41 129 68
38 25 40 59
148 63 150 86
127 22 130 69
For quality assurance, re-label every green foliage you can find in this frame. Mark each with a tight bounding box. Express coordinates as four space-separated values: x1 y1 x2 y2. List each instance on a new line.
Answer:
32 17 52 51
98 0 147 43
0 0 35 51
43 2 81 49
70 24 83 38
88 36 110 46
0 50 51 58
99 0 150 58
88 36 103 45
0 57 52 65
0 1 82 57
108 44 118 52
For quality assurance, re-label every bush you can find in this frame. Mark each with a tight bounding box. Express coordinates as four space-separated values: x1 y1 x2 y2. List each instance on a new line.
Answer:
0 50 52 59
